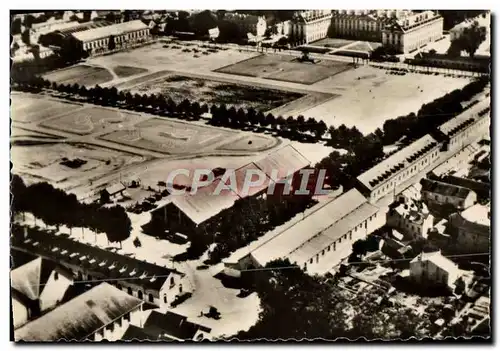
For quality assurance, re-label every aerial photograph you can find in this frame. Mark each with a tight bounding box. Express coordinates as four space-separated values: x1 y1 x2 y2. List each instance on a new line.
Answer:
9 9 491 342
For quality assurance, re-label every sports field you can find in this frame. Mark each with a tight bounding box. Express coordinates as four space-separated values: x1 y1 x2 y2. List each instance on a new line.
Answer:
10 94 84 124
43 64 114 86
215 54 353 84
125 74 304 111
39 107 144 135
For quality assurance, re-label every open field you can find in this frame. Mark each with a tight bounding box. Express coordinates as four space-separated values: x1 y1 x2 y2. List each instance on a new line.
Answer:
11 141 146 192
99 117 279 155
216 54 353 84
113 65 149 78
39 107 144 135
302 65 473 133
125 74 303 111
311 38 355 48
10 94 83 124
43 64 114 86
88 42 260 73
267 92 338 116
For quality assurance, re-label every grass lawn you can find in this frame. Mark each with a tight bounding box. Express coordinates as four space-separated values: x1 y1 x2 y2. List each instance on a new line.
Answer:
125 74 304 111
11 94 83 124
310 38 356 48
113 65 149 78
216 54 353 85
43 64 113 86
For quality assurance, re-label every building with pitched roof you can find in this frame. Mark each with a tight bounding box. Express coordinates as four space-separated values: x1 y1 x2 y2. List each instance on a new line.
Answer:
11 257 73 329
289 10 333 44
387 196 434 240
447 204 490 254
382 10 443 53
409 251 464 291
149 144 310 233
356 134 441 203
225 188 385 275
224 13 267 37
421 178 477 210
70 20 150 56
14 283 145 342
11 226 189 309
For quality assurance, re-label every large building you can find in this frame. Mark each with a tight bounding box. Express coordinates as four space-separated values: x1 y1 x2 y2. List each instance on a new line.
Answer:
225 188 385 276
70 20 150 56
289 10 333 44
387 197 434 240
448 203 490 254
11 257 74 329
329 10 443 53
356 134 441 203
421 178 477 210
14 283 145 342
11 226 189 309
149 145 310 234
409 251 466 291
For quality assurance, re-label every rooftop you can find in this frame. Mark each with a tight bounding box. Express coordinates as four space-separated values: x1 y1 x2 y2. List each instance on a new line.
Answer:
72 20 148 42
143 311 211 341
421 178 474 199
439 99 490 136
11 257 52 302
357 134 439 191
12 227 180 291
251 188 369 266
14 283 144 341
461 204 490 227
411 251 459 275
390 198 430 225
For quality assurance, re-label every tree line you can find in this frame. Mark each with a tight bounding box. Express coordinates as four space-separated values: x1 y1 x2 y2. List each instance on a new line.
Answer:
11 175 132 247
12 75 328 143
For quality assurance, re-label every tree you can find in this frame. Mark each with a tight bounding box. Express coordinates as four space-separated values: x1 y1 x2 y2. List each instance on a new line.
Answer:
11 17 22 35
108 35 116 51
190 10 218 36
104 206 132 248
21 28 30 45
11 174 27 220
458 21 487 57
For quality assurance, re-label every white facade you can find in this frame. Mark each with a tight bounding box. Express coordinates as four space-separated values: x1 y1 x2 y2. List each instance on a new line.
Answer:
410 251 461 289
12 296 29 329
39 269 73 312
290 10 333 44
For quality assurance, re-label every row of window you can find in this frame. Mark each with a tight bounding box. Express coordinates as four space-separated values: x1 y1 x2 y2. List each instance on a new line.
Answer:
83 29 148 50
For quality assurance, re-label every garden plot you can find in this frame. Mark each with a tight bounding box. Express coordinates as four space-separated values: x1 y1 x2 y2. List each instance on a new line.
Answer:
216 54 352 84
11 141 146 192
43 64 114 86
39 107 143 135
124 74 303 111
113 65 149 78
10 94 83 124
305 65 473 134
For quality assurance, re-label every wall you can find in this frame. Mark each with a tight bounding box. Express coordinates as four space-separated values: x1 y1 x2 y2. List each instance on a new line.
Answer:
410 260 449 287
93 306 143 341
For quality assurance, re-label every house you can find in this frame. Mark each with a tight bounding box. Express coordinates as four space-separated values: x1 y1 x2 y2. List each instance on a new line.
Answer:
447 204 490 254
11 228 190 309
122 310 211 341
421 178 477 210
409 251 465 291
439 175 490 201
100 182 126 201
387 197 434 240
11 257 73 329
14 283 145 341
380 236 413 259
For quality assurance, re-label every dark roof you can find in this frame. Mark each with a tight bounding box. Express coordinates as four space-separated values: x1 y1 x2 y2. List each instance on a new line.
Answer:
143 311 211 341
121 324 177 341
14 283 144 341
11 227 180 291
421 178 474 199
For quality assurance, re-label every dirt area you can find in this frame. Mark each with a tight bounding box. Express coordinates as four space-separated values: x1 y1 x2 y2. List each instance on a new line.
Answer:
43 64 114 86
215 54 353 84
88 42 259 73
311 38 355 48
39 107 144 135
11 141 146 193
303 65 472 133
10 94 84 124
113 65 149 78
125 74 303 111
267 92 338 116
